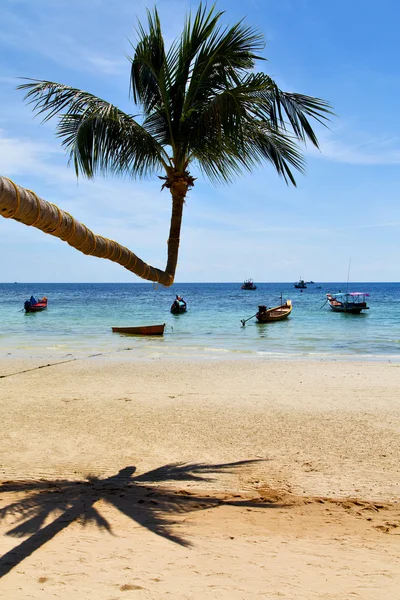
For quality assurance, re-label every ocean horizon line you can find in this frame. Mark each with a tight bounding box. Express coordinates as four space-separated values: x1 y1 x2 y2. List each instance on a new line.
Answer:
1 281 398 285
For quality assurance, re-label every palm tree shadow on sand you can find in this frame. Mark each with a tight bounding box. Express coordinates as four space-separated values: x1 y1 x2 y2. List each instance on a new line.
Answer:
0 460 280 578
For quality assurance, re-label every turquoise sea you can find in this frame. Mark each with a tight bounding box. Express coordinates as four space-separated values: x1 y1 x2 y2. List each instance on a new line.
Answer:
0 282 399 362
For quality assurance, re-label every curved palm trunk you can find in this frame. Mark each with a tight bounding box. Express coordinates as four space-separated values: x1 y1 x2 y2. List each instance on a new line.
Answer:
0 176 173 286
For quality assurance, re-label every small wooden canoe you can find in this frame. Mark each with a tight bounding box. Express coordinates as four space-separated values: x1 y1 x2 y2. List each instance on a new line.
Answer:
112 324 165 336
256 300 292 323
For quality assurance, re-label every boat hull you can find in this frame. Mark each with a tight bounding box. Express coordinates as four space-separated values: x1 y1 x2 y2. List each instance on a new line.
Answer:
24 304 47 312
170 301 187 314
328 303 368 314
112 324 165 336
294 279 307 289
326 294 369 314
256 301 292 322
24 297 48 312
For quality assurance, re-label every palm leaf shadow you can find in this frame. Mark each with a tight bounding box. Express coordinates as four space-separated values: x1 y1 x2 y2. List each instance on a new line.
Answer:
0 460 278 578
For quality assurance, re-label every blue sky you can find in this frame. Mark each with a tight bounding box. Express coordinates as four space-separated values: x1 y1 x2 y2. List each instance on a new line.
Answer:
0 0 399 282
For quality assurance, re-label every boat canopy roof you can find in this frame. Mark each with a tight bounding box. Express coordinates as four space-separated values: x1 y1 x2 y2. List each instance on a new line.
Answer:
332 292 370 297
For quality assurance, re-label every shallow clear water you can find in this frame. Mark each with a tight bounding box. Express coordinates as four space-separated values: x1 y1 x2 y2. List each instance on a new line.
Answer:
0 282 399 361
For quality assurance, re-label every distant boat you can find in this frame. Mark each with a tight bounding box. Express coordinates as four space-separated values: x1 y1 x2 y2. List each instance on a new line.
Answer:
112 324 165 335
306 281 315 284
326 292 369 314
24 296 48 313
241 278 257 290
294 278 307 289
256 300 292 323
170 296 187 314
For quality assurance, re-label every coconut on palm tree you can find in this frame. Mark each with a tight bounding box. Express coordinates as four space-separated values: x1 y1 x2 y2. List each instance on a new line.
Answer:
0 3 331 285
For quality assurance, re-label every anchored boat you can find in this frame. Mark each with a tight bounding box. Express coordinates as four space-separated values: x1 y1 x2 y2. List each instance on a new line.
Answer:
112 324 166 335
170 296 187 314
241 278 257 290
294 279 307 289
24 296 48 312
326 292 369 314
256 300 292 323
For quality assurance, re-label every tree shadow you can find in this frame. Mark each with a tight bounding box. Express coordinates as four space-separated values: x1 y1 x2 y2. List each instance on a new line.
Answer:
0 460 279 578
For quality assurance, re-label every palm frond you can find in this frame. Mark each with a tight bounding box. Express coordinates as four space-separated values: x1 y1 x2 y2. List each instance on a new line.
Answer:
142 110 171 146
58 113 165 178
182 67 330 183
192 123 305 186
192 139 245 184
249 77 333 147
168 3 224 126
183 18 265 112
182 73 274 148
17 80 169 178
130 7 168 114
241 123 305 185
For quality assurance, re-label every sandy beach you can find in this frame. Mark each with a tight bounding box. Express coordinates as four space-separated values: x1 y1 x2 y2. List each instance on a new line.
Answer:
0 357 399 599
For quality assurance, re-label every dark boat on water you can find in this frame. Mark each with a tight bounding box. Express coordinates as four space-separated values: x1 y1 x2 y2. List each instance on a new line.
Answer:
256 300 292 323
112 324 165 335
171 295 187 314
294 278 307 289
241 278 257 290
326 292 369 314
24 296 48 313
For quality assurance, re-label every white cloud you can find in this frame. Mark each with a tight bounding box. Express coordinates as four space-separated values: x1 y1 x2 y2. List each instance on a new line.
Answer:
308 126 400 165
0 130 65 177
86 55 127 76
0 0 188 76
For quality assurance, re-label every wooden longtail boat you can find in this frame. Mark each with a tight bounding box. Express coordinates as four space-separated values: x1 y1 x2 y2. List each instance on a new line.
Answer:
112 324 165 336
256 300 292 323
326 292 369 314
24 296 48 312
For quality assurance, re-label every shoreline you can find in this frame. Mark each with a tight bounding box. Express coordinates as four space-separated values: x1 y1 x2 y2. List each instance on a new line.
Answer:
1 346 400 372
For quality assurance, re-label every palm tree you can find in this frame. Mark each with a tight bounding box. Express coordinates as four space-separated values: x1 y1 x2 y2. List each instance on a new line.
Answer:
0 3 331 285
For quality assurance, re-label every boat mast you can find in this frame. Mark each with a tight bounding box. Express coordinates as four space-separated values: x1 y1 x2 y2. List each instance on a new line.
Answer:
346 258 351 294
